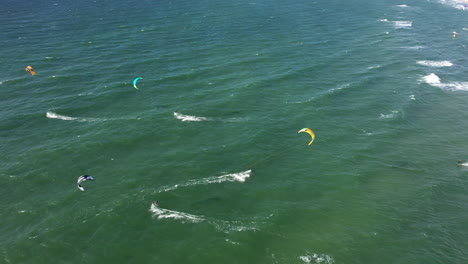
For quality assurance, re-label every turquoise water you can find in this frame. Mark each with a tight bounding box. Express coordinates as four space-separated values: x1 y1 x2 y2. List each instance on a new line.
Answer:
1 0 468 263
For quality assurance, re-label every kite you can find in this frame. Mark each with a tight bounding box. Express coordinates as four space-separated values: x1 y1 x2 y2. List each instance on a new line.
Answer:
25 66 36 75
298 128 316 145
133 77 142 89
77 175 94 191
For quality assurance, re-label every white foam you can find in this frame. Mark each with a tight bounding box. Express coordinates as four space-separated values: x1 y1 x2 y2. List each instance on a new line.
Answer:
409 94 416 100
422 73 441 84
157 170 252 193
46 111 79 121
367 65 382 70
380 18 412 28
45 111 113 122
417 60 453 67
173 112 209 122
396 4 409 7
393 21 412 28
459 162 468 166
149 203 204 222
380 110 399 119
299 253 335 264
422 73 468 91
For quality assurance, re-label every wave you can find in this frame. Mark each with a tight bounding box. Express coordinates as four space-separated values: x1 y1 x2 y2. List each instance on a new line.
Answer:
434 0 468 10
173 112 209 122
422 73 468 91
149 203 204 222
393 21 412 28
287 83 351 104
158 170 252 193
299 253 335 264
417 60 453 67
379 19 412 28
379 110 399 119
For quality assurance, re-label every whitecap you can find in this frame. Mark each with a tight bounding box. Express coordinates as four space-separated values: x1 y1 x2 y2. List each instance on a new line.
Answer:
380 110 399 119
299 253 335 264
149 203 204 222
422 73 441 85
173 112 209 122
396 4 409 7
393 21 412 28
367 65 382 70
417 60 453 67
422 73 468 91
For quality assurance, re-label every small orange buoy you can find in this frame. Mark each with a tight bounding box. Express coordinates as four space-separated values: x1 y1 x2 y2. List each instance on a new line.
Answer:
25 65 36 75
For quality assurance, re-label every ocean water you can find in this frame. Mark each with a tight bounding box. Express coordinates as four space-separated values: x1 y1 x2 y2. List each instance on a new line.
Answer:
1 0 468 263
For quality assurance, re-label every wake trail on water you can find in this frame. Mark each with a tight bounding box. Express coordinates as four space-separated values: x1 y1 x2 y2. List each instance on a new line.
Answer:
156 170 252 193
149 203 263 233
46 111 139 122
149 203 204 222
173 112 247 123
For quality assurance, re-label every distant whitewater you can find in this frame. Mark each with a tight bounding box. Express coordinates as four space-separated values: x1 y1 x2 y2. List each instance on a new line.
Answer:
299 253 335 264
422 73 468 91
149 203 204 223
173 112 209 122
379 19 412 28
157 170 252 193
417 60 453 67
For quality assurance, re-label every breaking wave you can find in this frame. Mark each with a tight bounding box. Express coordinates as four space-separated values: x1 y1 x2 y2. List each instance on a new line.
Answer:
417 60 453 67
299 253 335 264
422 73 468 91
173 112 209 122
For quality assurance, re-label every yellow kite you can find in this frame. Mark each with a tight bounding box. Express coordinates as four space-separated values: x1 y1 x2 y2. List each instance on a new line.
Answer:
25 66 36 75
298 128 316 145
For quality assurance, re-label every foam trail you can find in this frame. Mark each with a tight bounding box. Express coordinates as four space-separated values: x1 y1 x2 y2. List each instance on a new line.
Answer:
46 111 128 122
173 112 209 122
393 21 412 28
422 73 468 91
46 111 81 121
158 170 252 193
417 60 453 67
149 203 204 222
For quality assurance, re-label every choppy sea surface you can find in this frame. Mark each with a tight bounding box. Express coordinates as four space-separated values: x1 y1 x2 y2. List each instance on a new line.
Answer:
1 0 467 263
